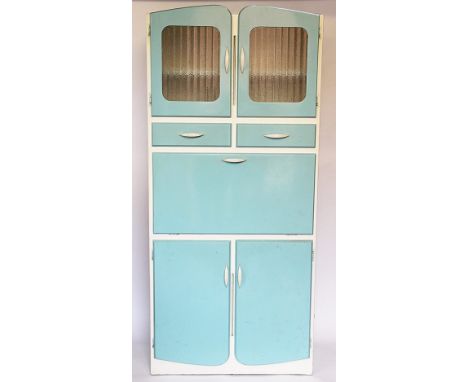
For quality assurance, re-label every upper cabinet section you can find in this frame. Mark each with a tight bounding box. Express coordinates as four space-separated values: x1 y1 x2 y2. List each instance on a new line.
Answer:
237 6 320 117
150 6 232 117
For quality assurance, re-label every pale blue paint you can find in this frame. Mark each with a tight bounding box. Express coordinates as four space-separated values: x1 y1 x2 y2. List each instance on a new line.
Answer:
150 6 231 117
237 124 316 148
237 6 320 117
235 240 313 365
153 240 230 365
152 123 231 146
152 153 315 234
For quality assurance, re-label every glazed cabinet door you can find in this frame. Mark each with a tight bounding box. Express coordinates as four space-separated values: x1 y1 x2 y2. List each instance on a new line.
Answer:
237 6 320 117
235 241 313 365
153 240 231 365
150 6 232 116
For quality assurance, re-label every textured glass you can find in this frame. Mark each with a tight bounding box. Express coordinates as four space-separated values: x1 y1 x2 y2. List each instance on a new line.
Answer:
162 25 220 102
249 27 308 103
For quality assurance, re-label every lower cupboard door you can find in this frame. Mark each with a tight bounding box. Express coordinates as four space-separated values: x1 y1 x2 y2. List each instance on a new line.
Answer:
235 241 313 365
153 240 230 366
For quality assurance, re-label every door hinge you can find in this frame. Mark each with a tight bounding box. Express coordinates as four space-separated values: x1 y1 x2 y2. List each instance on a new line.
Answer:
149 93 152 105
151 246 154 261
148 24 151 37
315 96 319 108
152 338 154 349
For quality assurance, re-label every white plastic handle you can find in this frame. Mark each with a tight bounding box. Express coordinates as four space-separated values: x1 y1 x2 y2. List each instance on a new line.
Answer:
240 48 245 73
223 158 246 164
237 266 243 287
224 48 229 73
224 266 229 287
179 132 204 138
264 133 290 139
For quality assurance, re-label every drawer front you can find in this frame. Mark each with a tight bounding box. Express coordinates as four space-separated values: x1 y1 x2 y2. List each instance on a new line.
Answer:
152 123 231 147
153 153 315 234
237 124 316 148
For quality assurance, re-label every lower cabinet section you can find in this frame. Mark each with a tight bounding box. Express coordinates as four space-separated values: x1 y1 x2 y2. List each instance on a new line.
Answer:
152 240 314 372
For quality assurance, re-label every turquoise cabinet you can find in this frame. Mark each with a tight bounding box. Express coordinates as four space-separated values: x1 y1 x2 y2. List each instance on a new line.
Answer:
152 153 315 234
237 6 320 117
150 6 232 116
235 241 313 365
148 5 322 375
153 240 231 365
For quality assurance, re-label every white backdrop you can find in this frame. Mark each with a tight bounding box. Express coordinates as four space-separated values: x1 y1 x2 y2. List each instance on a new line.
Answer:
132 0 335 378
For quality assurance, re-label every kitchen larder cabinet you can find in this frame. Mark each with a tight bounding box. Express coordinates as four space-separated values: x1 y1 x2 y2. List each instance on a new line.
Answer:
147 4 323 375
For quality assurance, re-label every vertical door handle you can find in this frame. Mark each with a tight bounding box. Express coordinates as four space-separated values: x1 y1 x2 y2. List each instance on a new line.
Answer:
240 48 245 73
237 266 243 287
224 48 229 73
224 266 229 287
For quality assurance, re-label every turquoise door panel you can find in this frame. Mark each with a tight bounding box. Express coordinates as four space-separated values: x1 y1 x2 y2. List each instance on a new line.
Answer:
237 124 316 148
235 240 313 365
152 123 231 147
153 240 230 365
152 153 315 234
237 6 320 117
150 6 231 116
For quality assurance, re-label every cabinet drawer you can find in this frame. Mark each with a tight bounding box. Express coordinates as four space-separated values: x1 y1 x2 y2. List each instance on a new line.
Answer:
153 153 315 234
152 123 231 147
237 124 316 148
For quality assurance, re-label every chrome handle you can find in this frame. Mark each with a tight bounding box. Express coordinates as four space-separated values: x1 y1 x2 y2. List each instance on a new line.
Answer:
224 48 229 73
224 266 229 287
179 132 204 138
230 273 234 336
232 36 236 106
223 158 246 164
240 48 245 73
264 133 290 139
237 266 243 287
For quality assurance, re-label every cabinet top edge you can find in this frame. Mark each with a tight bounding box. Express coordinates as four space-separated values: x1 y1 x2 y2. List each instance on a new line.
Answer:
238 5 321 18
149 5 232 16
147 5 321 18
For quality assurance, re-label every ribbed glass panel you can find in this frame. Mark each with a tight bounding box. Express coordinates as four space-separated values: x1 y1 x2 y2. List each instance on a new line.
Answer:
249 27 308 103
162 26 220 102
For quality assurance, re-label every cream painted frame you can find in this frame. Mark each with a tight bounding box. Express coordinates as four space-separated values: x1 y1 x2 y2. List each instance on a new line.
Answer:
146 9 324 375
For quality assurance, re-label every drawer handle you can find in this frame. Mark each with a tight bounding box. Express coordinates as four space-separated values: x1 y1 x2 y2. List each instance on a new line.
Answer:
179 132 204 138
223 158 246 164
237 266 243 287
240 48 245 73
224 266 229 287
224 48 229 73
264 133 290 139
